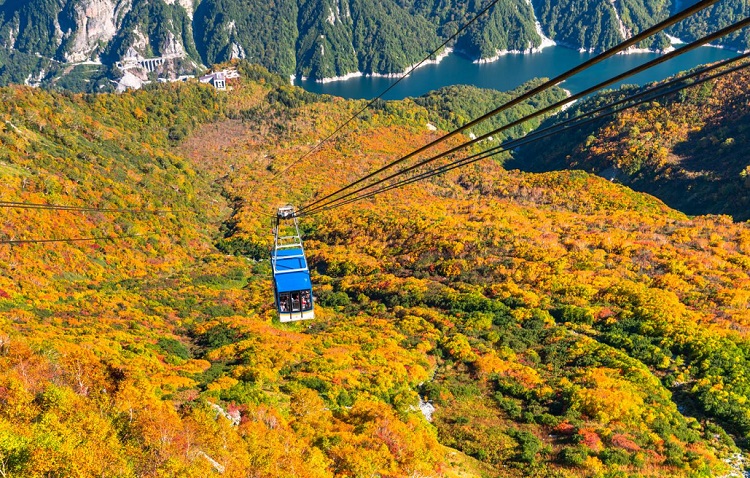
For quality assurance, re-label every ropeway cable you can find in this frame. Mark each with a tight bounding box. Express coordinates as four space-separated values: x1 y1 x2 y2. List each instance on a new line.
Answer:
311 59 750 213
298 0 725 214
0 233 146 245
0 200 183 214
298 18 750 216
301 55 750 214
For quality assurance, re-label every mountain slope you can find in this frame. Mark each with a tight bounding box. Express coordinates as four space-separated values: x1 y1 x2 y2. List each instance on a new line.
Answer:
1 63 749 476
510 61 750 220
183 66 750 474
536 0 670 51
1 0 748 88
670 0 750 51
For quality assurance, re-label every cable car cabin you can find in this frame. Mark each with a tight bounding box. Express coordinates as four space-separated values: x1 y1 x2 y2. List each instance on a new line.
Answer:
272 206 314 322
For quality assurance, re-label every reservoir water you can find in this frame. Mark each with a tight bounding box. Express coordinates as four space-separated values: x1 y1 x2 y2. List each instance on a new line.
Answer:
294 45 739 99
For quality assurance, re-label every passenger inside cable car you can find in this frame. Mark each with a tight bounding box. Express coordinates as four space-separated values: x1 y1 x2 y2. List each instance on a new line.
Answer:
277 290 313 313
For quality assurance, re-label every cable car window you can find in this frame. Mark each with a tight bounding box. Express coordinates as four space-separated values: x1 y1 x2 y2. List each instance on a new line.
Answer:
301 290 312 311
291 292 301 312
279 292 290 312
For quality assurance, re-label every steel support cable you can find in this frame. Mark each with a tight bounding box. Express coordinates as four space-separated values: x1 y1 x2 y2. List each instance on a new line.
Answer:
0 233 146 245
254 208 276 218
322 59 750 213
304 56 750 214
310 52 750 213
298 0 724 213
314 61 750 213
298 19 750 216
0 200 184 214
268 0 508 184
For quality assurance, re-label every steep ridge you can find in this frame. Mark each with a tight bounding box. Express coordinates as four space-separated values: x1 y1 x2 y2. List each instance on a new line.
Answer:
511 62 750 220
0 63 749 476
0 0 200 87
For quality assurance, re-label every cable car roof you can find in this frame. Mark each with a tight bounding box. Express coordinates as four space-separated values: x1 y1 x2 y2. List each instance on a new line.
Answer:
272 246 312 292
272 247 308 272
275 270 312 292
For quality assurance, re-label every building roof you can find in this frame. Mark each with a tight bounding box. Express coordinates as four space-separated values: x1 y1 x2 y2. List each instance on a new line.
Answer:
199 69 239 83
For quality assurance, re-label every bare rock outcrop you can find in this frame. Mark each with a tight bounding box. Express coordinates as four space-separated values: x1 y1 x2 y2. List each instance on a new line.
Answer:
63 0 132 62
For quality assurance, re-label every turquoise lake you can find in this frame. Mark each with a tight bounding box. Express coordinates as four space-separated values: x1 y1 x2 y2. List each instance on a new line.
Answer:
294 45 739 99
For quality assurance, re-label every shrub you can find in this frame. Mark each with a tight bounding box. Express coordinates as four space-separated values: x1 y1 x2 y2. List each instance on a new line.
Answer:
196 322 243 349
559 446 588 466
157 337 191 360
509 429 542 463
599 448 630 465
552 305 594 325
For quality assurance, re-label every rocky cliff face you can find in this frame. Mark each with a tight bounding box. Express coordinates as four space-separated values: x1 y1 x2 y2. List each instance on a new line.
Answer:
0 0 198 87
61 0 128 62
166 0 194 17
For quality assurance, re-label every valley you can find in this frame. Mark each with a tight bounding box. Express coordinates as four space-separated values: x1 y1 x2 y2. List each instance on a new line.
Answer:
0 61 749 476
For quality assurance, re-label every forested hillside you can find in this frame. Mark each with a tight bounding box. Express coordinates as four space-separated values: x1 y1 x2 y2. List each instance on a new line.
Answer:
670 0 750 51
0 0 748 88
415 82 569 141
512 64 750 220
536 0 671 51
1 61 750 476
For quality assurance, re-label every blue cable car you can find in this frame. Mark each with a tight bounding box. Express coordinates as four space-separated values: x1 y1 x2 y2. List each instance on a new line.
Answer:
272 206 314 322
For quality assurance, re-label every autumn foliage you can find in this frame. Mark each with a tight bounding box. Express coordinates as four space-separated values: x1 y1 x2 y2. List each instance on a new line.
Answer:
0 61 749 476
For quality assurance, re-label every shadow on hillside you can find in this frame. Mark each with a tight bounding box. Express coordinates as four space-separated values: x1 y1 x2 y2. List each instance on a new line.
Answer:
673 110 750 176
664 107 750 220
508 113 750 222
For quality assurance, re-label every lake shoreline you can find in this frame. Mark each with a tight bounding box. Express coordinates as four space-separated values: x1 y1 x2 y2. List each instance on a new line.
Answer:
299 42 698 84
294 44 740 100
295 35 747 86
291 47 454 85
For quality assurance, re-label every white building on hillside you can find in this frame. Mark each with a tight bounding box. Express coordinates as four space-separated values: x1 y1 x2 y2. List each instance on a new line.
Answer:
199 68 240 90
